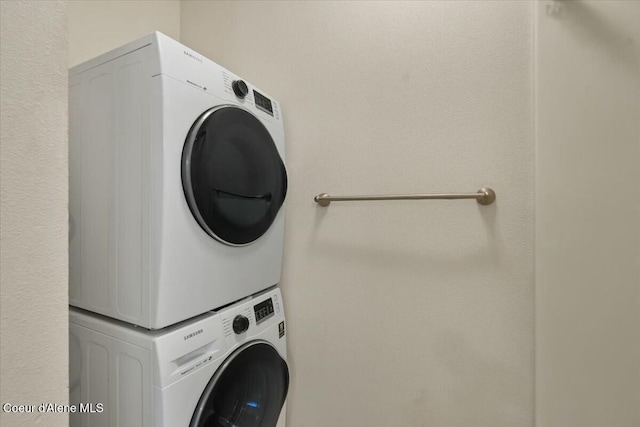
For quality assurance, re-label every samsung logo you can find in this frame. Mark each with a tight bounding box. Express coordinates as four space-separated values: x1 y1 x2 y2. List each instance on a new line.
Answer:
184 329 203 341
183 50 203 63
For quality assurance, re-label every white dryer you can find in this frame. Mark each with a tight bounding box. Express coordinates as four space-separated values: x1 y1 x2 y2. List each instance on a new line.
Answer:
69 32 287 329
69 287 288 427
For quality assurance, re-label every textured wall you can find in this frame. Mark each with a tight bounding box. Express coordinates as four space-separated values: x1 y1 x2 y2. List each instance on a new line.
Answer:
182 1 534 425
68 0 181 67
535 1 640 426
0 1 69 426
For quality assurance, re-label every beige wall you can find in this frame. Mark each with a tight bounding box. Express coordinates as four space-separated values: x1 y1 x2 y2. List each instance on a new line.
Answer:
535 1 640 426
0 1 69 426
182 1 534 425
68 0 180 67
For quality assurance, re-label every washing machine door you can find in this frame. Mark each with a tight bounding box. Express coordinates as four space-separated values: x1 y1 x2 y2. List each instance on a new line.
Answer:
190 341 289 427
182 105 287 246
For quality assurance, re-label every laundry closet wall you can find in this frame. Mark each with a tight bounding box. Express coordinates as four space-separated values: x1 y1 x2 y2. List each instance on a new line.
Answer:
1 1 68 426
535 1 640 426
68 0 181 67
182 2 535 425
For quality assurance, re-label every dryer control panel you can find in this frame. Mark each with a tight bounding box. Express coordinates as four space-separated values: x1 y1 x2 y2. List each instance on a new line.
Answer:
221 71 281 121
253 90 273 116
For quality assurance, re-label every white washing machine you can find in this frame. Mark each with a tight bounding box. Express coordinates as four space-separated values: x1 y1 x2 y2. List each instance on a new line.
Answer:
69 287 288 427
69 32 287 329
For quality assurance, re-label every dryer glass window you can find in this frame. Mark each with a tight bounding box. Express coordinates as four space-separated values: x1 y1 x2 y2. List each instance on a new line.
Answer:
190 342 289 427
182 106 287 245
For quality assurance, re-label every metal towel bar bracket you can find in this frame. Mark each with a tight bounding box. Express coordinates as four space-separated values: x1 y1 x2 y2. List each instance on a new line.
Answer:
314 188 496 207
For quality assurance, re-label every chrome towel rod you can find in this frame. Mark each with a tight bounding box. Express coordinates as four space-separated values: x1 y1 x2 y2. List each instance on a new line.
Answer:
314 187 496 207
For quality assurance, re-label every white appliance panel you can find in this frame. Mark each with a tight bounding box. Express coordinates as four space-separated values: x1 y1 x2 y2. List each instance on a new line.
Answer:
69 33 286 329
69 288 288 427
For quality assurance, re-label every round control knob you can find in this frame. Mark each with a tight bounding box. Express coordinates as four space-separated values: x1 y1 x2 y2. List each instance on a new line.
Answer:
232 80 249 99
232 315 250 334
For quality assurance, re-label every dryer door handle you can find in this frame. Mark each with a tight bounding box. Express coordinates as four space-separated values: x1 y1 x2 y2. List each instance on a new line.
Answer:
213 188 272 202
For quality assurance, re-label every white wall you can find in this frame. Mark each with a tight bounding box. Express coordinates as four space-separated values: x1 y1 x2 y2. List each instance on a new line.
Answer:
0 1 68 426
68 0 180 67
182 2 534 425
535 1 640 426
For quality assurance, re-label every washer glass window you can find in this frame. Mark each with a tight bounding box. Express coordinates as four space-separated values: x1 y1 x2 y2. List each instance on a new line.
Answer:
190 342 289 427
182 106 287 246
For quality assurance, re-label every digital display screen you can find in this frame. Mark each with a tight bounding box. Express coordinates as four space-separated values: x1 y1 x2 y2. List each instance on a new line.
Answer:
253 90 273 116
254 298 274 324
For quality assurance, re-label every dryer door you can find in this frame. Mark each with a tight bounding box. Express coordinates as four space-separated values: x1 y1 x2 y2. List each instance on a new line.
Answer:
190 341 289 427
182 105 287 246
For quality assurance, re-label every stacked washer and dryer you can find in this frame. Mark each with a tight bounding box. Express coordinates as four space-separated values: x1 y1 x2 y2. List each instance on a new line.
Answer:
68 32 289 427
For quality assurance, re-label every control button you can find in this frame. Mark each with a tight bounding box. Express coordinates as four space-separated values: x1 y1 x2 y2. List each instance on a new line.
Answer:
232 80 249 98
232 315 249 334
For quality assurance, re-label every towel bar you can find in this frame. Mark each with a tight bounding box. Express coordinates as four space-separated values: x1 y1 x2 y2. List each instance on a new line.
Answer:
314 188 496 207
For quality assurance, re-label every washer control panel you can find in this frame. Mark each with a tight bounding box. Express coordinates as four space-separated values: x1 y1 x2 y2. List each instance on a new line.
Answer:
220 290 282 348
254 298 274 325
